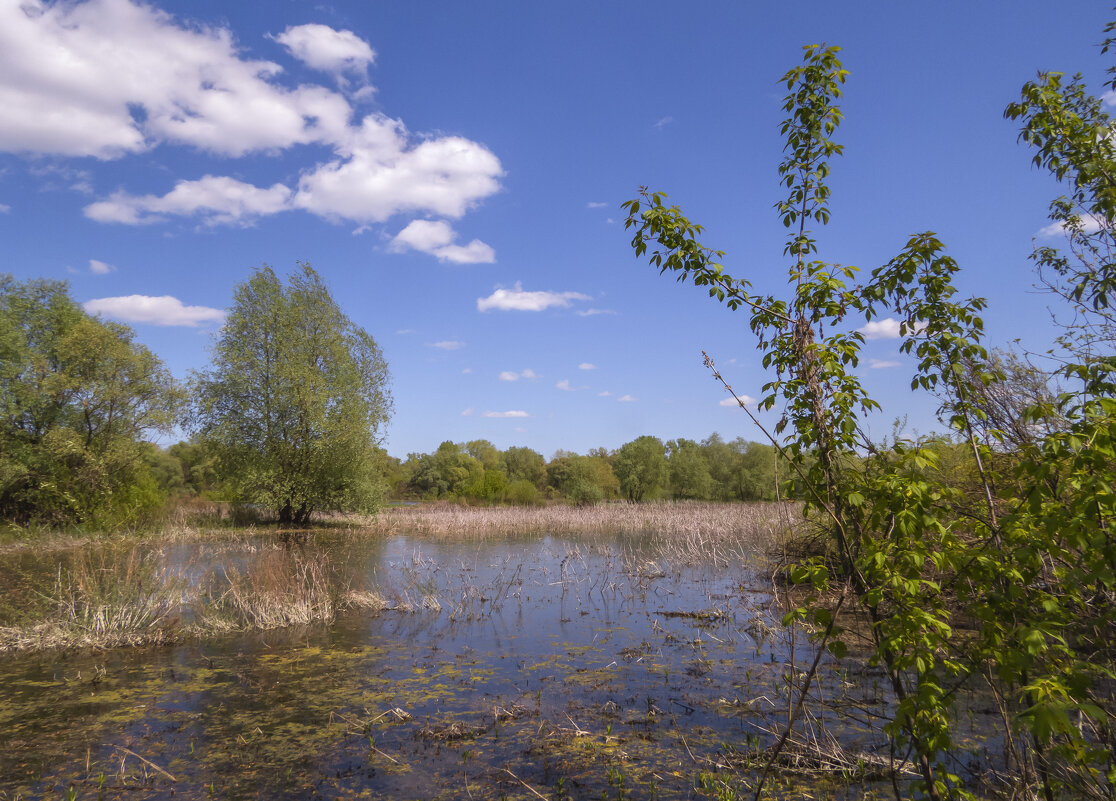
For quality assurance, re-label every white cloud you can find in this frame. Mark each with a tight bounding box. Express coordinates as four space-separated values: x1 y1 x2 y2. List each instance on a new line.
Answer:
556 379 574 391
499 368 536 381
483 410 529 418
0 203 9 213
719 395 756 407
293 116 503 224
857 317 926 340
431 340 465 350
578 363 596 370
395 328 415 335
1038 214 1105 238
618 394 637 402
389 219 495 264
654 116 674 129
84 294 224 326
461 407 474 417
1103 89 1116 108
0 0 351 158
272 24 375 76
575 308 616 317
4 1 503 231
586 201 607 209
461 367 472 374
85 175 293 226
868 358 901 369
477 281 590 312
598 390 612 397
88 259 114 275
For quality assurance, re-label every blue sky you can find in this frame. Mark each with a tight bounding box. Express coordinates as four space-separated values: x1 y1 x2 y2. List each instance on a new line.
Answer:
1 1 1111 459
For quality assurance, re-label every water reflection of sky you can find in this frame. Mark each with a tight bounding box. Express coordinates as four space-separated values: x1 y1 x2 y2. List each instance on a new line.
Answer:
0 533 999 800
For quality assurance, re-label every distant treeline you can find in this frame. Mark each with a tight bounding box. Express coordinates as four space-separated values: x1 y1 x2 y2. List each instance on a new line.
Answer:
380 435 789 505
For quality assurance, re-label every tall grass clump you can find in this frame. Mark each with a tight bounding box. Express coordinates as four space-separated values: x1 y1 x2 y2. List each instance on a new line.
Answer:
0 548 188 651
214 551 337 629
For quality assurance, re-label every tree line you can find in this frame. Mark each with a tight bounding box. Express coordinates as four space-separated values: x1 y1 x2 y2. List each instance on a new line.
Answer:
382 433 788 505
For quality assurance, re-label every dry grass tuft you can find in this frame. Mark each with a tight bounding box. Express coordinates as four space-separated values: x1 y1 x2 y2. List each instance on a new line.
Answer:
0 549 187 651
216 551 336 629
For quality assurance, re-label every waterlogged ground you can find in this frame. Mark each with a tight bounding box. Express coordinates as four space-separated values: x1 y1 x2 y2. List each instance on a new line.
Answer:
0 531 998 800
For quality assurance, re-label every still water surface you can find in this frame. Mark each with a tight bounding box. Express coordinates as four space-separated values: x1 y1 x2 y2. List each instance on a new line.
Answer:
0 533 988 800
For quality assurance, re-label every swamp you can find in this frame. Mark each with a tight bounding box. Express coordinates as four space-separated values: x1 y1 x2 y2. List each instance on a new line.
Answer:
0 503 1008 801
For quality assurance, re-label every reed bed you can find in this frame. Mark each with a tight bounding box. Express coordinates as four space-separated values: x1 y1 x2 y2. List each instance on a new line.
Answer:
0 543 395 652
371 500 797 553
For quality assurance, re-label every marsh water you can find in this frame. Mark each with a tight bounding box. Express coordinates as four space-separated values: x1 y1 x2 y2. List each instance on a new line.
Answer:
0 532 998 800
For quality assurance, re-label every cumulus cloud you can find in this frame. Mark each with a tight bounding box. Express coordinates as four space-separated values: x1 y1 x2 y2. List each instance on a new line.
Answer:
3 1 503 229
84 295 224 326
0 0 351 158
461 407 475 416
578 363 596 370
598 390 612 397
84 176 292 226
272 24 375 76
293 116 503 224
857 317 927 340
719 395 756 407
575 308 615 317
618 394 637 402
483 410 529 418
431 340 465 350
556 379 574 391
389 219 495 264
477 282 590 313
89 259 114 275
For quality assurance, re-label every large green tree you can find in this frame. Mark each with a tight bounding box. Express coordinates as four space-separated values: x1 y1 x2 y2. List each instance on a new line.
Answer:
612 435 668 501
0 276 182 526
194 264 391 524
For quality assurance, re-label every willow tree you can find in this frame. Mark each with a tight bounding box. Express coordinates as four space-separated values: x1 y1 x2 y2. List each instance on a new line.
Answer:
195 264 391 524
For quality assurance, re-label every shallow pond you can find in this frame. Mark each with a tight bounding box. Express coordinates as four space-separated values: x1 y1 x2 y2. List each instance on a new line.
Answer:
0 532 997 800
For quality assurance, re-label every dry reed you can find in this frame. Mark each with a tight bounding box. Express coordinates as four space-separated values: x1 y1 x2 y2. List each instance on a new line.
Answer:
370 500 797 554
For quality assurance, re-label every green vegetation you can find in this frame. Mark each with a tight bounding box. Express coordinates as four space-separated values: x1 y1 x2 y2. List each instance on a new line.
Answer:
383 434 785 506
0 276 182 529
625 37 1116 801
192 263 392 524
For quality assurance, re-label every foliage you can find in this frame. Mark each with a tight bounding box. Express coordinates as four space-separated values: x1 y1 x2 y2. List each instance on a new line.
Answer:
625 37 1116 801
0 276 182 528
613 435 669 501
193 263 391 524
